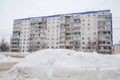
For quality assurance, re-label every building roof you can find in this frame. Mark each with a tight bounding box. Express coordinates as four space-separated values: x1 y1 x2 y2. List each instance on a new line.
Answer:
14 10 110 21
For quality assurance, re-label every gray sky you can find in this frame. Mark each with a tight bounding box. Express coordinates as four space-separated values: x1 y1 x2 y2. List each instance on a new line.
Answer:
0 0 120 44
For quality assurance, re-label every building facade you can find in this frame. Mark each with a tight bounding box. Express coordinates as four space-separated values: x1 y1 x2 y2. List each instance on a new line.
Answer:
113 44 120 54
11 10 113 54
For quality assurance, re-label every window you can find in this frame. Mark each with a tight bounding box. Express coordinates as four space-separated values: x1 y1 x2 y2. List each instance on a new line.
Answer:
74 19 81 23
82 37 84 40
93 37 96 39
82 42 85 44
37 42 40 44
82 28 84 30
93 42 96 45
82 47 85 49
82 33 84 35
107 42 110 44
82 24 85 26
93 14 96 16
88 23 90 26
94 32 96 35
82 19 85 22
88 19 90 21
57 30 59 32
57 25 59 28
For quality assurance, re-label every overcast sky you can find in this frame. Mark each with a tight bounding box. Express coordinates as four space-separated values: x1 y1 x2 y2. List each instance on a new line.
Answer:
0 0 120 44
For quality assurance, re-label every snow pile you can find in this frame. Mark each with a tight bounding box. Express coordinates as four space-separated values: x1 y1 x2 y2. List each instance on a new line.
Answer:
0 54 16 62
8 49 120 80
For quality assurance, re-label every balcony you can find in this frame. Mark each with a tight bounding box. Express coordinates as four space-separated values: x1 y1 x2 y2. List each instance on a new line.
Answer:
98 43 111 46
74 32 81 35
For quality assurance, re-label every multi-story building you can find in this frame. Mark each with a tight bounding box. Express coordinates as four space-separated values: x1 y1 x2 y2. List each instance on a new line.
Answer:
11 10 113 54
113 43 120 54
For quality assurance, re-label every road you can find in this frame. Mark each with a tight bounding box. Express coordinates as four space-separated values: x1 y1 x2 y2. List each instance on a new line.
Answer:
0 57 24 80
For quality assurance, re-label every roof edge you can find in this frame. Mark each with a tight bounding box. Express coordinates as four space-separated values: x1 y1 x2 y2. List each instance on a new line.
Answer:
14 9 111 21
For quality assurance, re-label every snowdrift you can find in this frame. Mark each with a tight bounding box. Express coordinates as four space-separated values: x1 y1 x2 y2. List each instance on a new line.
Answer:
8 49 120 80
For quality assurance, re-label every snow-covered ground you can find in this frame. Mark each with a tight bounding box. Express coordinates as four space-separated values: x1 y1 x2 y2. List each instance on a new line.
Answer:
6 49 120 80
0 54 16 62
1 52 28 58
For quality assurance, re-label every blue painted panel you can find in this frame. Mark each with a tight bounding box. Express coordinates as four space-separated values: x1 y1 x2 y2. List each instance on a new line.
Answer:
110 13 113 46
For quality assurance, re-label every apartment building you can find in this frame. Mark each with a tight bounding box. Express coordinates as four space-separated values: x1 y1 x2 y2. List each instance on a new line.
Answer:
11 10 113 54
113 43 120 54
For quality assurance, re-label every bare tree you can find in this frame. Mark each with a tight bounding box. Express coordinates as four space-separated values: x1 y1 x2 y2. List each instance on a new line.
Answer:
0 38 10 52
